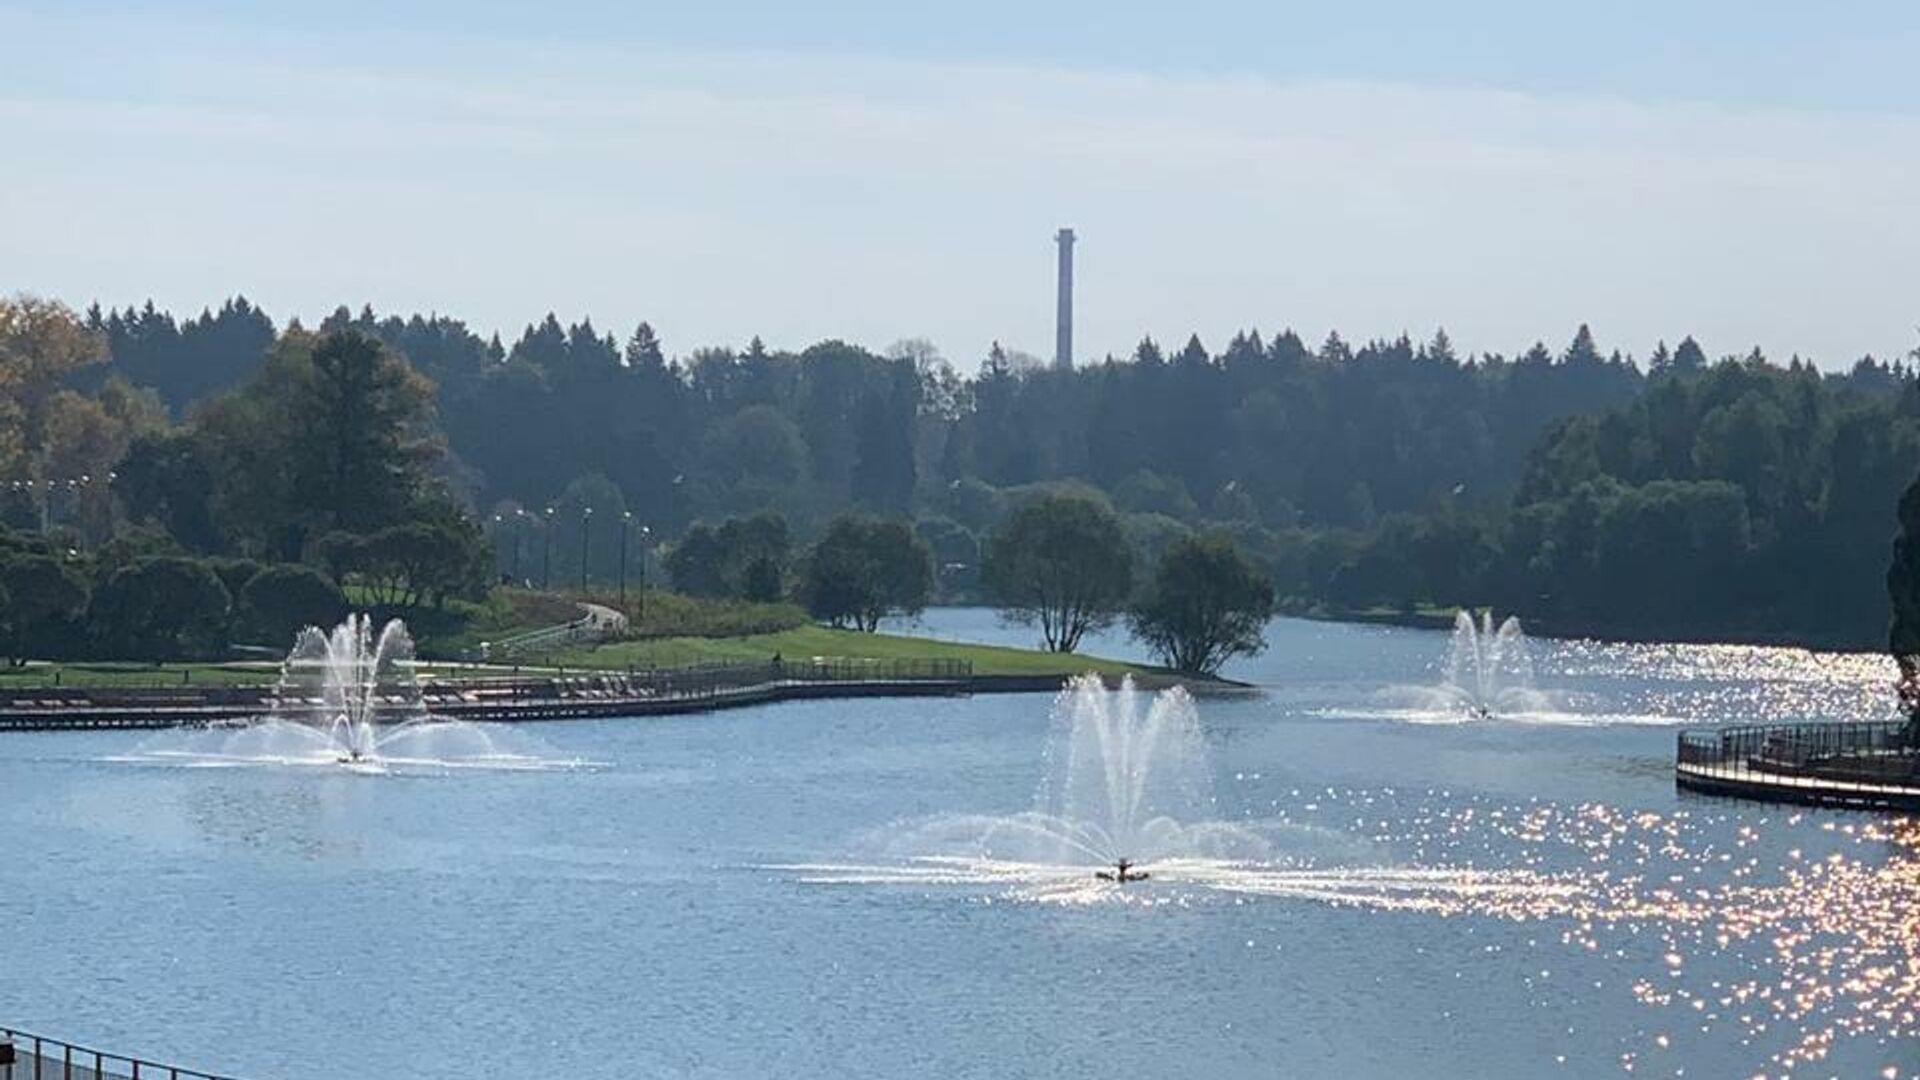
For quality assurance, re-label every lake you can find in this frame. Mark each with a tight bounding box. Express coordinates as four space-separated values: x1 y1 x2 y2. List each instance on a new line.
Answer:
3 612 1915 1079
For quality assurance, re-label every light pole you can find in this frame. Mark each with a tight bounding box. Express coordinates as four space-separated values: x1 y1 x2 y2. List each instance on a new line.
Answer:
511 509 527 582
579 506 593 597
542 506 555 589
638 524 652 620
491 513 504 582
618 511 633 608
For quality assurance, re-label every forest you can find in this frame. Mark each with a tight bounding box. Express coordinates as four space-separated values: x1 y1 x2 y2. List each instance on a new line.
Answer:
9 294 1919 651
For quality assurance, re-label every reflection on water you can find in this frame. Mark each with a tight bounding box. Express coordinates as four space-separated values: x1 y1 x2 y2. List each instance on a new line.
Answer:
791 792 1920 1074
2 614 1917 1080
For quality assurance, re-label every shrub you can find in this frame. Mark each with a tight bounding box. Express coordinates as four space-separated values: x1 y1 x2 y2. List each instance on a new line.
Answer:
242 563 349 646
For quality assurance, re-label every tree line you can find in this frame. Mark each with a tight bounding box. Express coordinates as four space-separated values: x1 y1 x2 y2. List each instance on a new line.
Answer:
17 291 1920 651
672 495 1275 674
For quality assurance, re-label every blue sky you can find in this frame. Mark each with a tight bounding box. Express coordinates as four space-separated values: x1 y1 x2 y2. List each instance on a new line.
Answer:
5 2 1920 367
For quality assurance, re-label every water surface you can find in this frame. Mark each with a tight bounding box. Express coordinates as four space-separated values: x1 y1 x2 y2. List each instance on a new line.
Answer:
3 614 1914 1079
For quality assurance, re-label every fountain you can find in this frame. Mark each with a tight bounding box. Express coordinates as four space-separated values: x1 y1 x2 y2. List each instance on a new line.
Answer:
119 614 573 772
1438 611 1550 719
270 614 427 763
1036 675 1228 879
843 675 1268 886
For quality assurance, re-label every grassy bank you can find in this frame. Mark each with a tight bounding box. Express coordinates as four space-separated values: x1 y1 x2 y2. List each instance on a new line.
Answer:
0 627 1142 688
0 661 279 689
545 623 1141 677
0 660 517 690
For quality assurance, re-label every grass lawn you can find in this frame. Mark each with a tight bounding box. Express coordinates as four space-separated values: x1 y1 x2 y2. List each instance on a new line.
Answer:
544 623 1141 677
0 661 281 689
0 659 525 690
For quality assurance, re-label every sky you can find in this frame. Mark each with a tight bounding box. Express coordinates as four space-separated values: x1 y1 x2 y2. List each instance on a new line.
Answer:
5 2 1920 369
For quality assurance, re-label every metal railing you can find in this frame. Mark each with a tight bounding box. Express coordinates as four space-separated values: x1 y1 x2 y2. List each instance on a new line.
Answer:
511 657 973 702
0 1027 246 1080
1678 719 1920 784
776 657 972 682
0 656 977 729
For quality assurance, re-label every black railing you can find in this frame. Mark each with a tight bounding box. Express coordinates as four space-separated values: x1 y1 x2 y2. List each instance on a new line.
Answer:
503 657 972 703
0 1027 245 1080
1678 719 1920 784
0 656 977 729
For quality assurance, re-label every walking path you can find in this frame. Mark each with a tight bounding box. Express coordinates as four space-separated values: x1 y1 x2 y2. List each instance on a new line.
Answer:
479 601 627 659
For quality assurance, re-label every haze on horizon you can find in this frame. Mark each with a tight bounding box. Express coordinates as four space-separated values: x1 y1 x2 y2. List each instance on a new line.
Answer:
5 0 1920 369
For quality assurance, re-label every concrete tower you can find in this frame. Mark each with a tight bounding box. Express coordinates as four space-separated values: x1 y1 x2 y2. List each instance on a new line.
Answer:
1054 227 1076 370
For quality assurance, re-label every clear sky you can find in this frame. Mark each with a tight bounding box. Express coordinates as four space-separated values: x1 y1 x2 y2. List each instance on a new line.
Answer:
5 1 1920 368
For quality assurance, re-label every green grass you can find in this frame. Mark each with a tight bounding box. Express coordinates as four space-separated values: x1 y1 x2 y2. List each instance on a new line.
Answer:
544 623 1141 677
0 659 530 690
0 626 1137 688
616 591 808 639
0 661 278 689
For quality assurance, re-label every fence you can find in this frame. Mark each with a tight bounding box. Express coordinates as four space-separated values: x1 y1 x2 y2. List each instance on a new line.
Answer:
0 656 977 730
0 1027 244 1080
1677 719 1920 784
464 656 973 703
478 606 626 660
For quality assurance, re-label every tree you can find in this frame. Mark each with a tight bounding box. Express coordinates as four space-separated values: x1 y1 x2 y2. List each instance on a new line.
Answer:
0 296 108 484
1889 469 1920 729
176 328 443 560
296 330 439 535
800 516 933 631
700 405 805 491
241 564 348 646
983 494 1133 652
87 557 232 661
665 512 789 599
0 554 88 664
666 523 733 598
850 360 918 513
342 518 491 608
741 555 785 603
1129 533 1275 674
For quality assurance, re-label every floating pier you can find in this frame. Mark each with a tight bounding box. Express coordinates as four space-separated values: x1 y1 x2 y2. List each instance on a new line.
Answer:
1676 720 1920 810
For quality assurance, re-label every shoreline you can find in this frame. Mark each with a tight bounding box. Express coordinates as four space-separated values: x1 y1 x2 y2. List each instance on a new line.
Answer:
1284 606 1883 655
0 666 1250 733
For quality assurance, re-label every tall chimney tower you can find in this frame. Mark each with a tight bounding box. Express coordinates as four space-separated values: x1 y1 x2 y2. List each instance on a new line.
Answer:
1054 227 1076 370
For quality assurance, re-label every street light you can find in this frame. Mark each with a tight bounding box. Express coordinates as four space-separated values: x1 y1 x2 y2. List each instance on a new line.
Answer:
511 508 527 582
618 511 633 607
579 507 594 596
491 514 504 583
637 524 651 619
542 506 556 589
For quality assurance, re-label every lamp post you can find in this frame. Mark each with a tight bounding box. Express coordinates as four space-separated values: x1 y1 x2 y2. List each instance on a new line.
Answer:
579 506 593 596
491 513 504 582
542 506 555 589
511 509 527 582
618 511 633 607
638 524 651 620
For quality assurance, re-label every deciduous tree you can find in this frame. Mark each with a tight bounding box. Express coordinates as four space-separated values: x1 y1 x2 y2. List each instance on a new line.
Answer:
983 494 1133 653
1129 533 1275 675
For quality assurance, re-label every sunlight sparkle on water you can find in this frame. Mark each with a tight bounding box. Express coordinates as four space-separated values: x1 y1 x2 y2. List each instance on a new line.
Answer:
785 789 1920 1074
